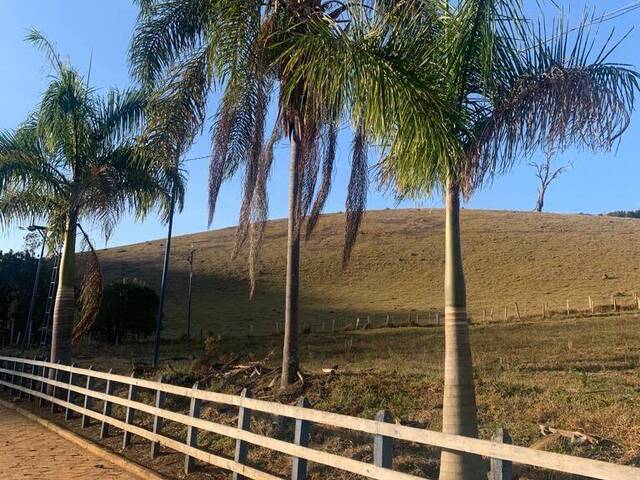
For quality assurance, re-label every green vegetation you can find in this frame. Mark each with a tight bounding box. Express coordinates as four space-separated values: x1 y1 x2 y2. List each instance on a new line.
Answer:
92 280 158 344
367 2 639 475
0 31 174 364
607 209 640 219
0 250 52 344
129 0 455 389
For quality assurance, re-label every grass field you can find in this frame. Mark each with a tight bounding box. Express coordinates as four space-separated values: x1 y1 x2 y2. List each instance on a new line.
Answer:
6 311 639 479
5 208 640 478
96 208 640 338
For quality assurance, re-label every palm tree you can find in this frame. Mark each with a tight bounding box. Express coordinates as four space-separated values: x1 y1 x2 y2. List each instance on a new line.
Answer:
374 2 639 478
0 31 173 364
130 0 452 387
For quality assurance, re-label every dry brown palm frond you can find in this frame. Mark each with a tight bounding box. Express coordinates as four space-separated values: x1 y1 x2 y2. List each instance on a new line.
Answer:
305 122 337 239
343 122 368 268
71 224 103 344
299 117 321 224
248 122 284 298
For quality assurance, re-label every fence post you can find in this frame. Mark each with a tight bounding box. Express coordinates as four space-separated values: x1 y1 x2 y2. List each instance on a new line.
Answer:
514 303 521 321
100 368 115 439
374 410 394 469
589 296 594 314
65 363 77 421
490 428 512 480
232 387 253 480
50 361 61 413
184 382 202 474
81 366 95 428
17 360 26 399
28 357 37 401
566 300 570 317
39 359 49 408
9 359 17 395
503 306 508 321
150 375 166 459
123 372 138 449
292 397 311 480
0 358 6 392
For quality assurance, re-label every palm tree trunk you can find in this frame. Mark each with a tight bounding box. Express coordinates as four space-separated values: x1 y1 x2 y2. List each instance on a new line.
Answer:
281 128 302 388
439 180 485 480
50 210 78 365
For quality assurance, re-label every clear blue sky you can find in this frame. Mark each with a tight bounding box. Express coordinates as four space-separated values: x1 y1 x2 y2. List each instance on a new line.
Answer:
0 1 638 252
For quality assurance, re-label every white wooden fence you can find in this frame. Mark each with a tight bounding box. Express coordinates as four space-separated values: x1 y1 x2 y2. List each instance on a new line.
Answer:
0 356 638 480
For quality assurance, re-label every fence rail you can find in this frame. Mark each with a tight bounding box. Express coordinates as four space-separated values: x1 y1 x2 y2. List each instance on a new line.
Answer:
0 356 638 480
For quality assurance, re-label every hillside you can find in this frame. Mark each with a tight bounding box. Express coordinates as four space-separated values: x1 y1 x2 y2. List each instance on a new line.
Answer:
96 208 640 338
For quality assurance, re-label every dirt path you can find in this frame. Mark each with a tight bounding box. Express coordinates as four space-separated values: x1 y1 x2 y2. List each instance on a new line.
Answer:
0 403 137 479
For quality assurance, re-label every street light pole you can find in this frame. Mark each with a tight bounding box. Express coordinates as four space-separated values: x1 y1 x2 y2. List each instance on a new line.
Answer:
186 246 195 339
22 225 48 352
152 188 176 368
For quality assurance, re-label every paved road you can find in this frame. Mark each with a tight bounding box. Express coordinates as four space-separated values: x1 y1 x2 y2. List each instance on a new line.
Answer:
0 404 136 479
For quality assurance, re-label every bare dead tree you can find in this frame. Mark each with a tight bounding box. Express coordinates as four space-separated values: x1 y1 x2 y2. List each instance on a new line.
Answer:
528 150 572 212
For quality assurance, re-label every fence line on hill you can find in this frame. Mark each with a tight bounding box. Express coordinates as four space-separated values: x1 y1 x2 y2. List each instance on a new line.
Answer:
0 355 639 480
244 292 640 337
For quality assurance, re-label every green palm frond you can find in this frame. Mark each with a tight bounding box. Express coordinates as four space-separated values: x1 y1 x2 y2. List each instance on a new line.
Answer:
25 28 64 73
95 88 148 144
1 30 176 242
129 0 213 87
466 11 640 192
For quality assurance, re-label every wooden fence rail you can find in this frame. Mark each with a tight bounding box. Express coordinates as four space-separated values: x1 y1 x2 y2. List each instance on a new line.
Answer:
0 355 638 480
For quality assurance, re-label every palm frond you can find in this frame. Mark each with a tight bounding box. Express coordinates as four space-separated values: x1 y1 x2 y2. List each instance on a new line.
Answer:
305 122 337 238
468 13 640 191
26 29 64 73
96 88 148 144
343 123 368 267
129 0 212 87
71 224 102 344
247 122 283 297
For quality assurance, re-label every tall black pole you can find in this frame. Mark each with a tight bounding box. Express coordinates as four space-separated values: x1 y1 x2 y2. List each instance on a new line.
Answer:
152 189 175 368
22 229 47 352
186 247 195 339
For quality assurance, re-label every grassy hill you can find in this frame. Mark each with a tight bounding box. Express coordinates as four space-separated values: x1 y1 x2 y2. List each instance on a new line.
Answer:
96 208 640 338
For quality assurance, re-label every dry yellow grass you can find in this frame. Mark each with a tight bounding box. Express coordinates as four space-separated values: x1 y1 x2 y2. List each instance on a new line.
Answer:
96 208 640 338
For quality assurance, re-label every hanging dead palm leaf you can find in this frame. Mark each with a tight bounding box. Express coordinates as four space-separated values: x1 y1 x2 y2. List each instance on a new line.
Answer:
71 224 103 344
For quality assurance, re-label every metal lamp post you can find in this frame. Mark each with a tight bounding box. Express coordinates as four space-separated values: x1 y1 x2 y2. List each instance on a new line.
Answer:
186 246 196 339
22 225 48 352
152 188 176 368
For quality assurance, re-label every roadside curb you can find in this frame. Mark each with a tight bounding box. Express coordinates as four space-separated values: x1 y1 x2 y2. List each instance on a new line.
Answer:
0 397 168 480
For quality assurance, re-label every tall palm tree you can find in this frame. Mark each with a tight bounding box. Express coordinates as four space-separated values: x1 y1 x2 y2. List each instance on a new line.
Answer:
130 0 452 387
373 2 639 478
0 31 174 364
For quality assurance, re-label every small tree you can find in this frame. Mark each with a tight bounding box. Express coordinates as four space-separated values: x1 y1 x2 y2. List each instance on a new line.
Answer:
92 280 158 344
528 149 571 212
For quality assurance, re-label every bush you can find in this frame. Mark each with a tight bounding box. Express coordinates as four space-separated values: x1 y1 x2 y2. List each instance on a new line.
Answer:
92 279 158 343
0 250 52 342
607 209 640 219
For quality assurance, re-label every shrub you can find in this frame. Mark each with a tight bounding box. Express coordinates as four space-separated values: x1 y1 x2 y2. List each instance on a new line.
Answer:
92 279 158 343
606 209 640 219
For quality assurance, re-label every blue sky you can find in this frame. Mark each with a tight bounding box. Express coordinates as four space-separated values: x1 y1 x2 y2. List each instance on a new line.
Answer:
0 1 638 252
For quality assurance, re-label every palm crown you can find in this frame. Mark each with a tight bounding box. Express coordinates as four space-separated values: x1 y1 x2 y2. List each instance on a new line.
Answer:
0 30 176 358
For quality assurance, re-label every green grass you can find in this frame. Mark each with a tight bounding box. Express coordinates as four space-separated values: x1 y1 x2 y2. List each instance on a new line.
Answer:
96 208 640 338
